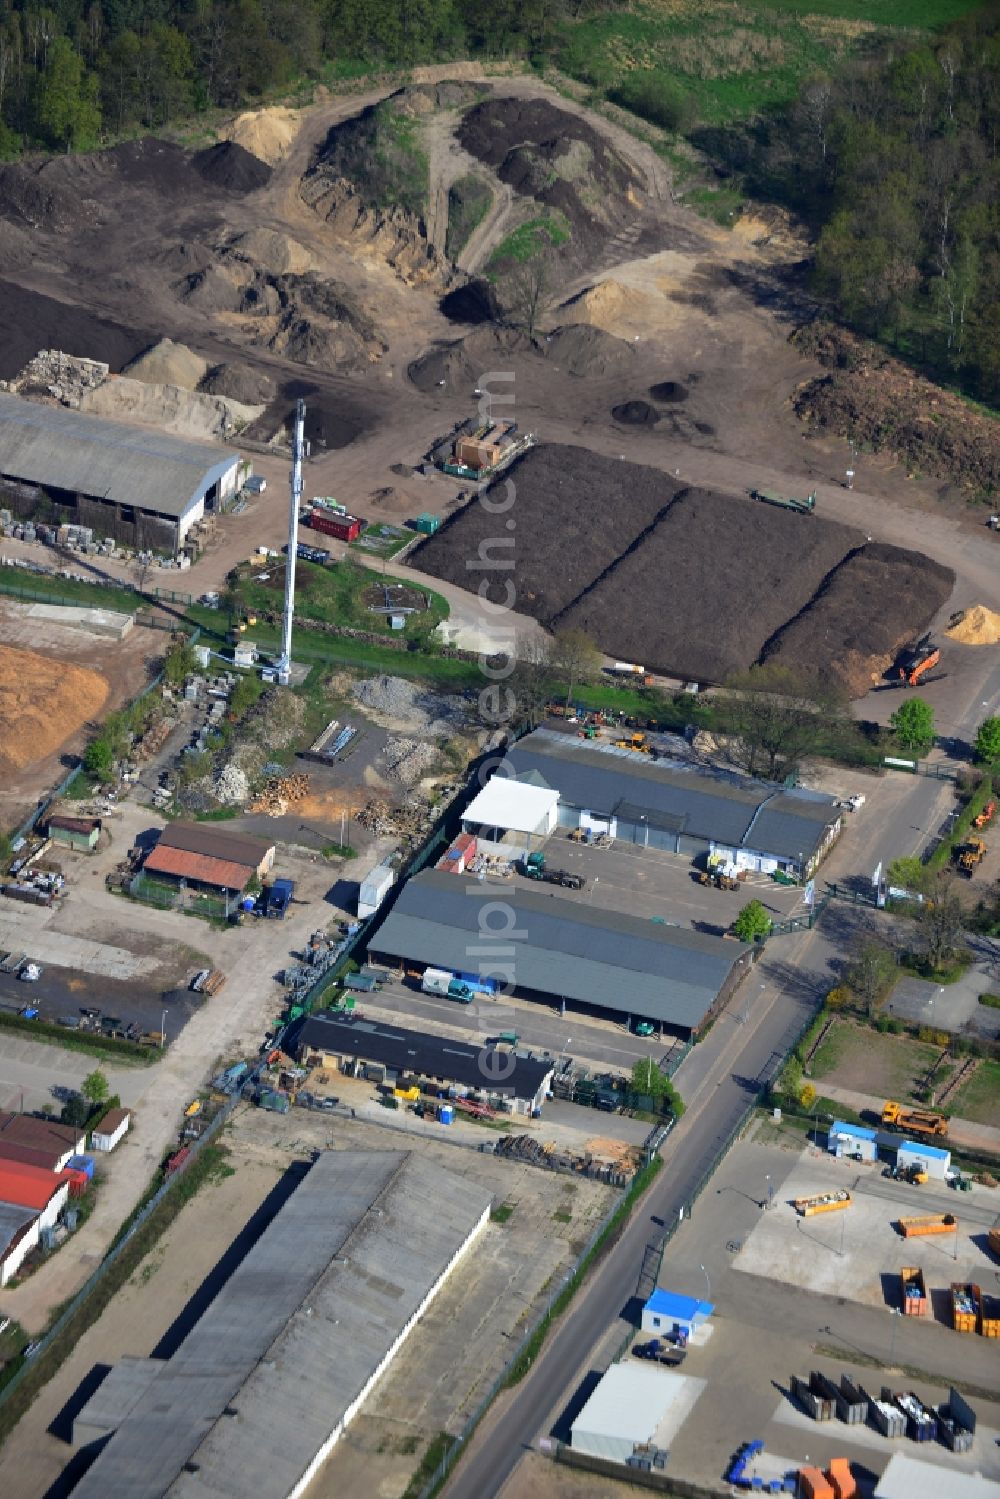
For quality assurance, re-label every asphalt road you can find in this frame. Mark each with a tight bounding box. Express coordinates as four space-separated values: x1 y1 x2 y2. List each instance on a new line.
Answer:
443 956 817 1499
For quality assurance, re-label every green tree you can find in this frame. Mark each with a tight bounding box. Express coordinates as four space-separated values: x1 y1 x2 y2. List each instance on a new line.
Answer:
720 666 846 782
32 36 101 150
81 1069 109 1107
890 697 935 756
733 900 771 943
974 716 1000 766
163 637 197 688
550 628 602 714
83 737 114 780
886 855 931 894
630 1058 684 1118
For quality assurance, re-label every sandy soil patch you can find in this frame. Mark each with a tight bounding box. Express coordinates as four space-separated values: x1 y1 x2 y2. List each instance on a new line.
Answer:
946 605 1000 645
0 642 108 772
223 105 303 165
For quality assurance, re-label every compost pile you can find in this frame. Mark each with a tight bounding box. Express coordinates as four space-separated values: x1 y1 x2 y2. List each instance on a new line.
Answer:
792 321 1000 492
192 141 271 192
457 97 646 267
414 442 952 695
0 644 109 772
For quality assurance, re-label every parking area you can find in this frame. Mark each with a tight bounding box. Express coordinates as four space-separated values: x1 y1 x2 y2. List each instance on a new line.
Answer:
507 834 809 935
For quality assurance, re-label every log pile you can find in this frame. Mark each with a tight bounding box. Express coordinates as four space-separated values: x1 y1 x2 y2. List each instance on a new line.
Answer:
248 773 310 817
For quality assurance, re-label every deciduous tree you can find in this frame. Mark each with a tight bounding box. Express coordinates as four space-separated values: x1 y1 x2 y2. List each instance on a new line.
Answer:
890 697 935 757
733 900 771 944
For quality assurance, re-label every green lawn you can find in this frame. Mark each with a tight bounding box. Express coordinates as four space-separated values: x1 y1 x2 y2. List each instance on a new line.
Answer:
232 557 449 646
554 0 983 126
0 569 143 613
949 1060 1000 1128
808 1018 946 1104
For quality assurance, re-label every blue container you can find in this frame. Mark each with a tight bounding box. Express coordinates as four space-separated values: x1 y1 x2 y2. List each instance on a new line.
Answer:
438 1105 454 1125
68 1154 95 1179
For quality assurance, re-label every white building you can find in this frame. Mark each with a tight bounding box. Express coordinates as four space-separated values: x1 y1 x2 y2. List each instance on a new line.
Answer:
897 1140 951 1182
461 778 559 851
0 1203 40 1286
91 1108 131 1154
570 1362 684 1465
358 862 395 920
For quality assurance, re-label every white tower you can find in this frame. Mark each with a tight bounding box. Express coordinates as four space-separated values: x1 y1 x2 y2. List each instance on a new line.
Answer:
277 399 305 686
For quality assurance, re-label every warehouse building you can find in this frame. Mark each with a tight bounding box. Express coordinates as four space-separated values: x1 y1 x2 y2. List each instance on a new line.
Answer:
875 1454 1000 1498
0 394 242 555
72 1150 491 1498
296 1012 553 1115
0 1113 85 1173
570 1362 700 1467
0 1201 40 1286
461 778 559 851
142 822 275 894
505 729 843 878
371 870 750 1036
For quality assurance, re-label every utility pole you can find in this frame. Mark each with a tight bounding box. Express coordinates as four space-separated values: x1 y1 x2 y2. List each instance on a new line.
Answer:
278 399 305 686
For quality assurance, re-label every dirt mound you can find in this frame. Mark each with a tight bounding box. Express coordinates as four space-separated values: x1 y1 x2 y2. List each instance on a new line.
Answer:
79 376 262 439
259 381 371 451
545 324 635 378
792 321 1000 492
200 363 275 404
224 227 314 275
569 280 665 339
649 381 688 403
192 141 271 192
153 241 215 276
0 161 89 232
257 273 386 372
457 96 645 266
408 326 529 392
0 283 150 381
223 106 302 166
0 644 108 772
763 543 955 696
946 606 1000 645
301 171 449 289
125 338 208 391
175 265 243 313
415 443 682 619
558 487 863 684
612 400 658 426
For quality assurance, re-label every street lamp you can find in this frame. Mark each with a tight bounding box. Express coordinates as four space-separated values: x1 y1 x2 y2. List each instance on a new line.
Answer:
699 1263 711 1302
161 1009 167 1049
765 1174 773 1210
889 1307 902 1366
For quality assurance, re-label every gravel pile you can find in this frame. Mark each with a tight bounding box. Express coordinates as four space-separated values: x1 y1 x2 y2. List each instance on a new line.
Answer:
379 737 438 785
214 763 249 805
353 674 465 735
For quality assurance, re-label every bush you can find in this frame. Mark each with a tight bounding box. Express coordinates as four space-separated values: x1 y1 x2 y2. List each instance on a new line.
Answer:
799 1083 817 1109
979 993 1000 1010
825 986 850 1010
609 71 696 133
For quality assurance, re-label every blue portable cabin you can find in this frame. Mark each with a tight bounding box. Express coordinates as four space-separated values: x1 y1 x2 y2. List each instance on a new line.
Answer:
827 1120 878 1162
641 1289 713 1343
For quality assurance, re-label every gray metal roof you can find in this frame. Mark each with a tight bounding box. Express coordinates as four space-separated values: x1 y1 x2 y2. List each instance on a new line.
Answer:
372 870 749 1030
507 730 840 861
0 393 239 519
73 1151 491 1499
296 1013 553 1104
0 1200 36 1256
875 1453 1000 1499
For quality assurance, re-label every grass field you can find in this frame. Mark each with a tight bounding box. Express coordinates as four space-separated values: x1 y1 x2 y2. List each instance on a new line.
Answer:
232 557 449 645
949 1060 1000 1128
554 0 983 127
808 1018 947 1104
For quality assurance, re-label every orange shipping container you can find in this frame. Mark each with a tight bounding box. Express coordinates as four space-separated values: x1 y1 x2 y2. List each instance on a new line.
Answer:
828 1457 857 1499
798 1468 835 1499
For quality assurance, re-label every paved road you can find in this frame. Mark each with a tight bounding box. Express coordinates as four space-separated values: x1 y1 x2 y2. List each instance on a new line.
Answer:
443 954 817 1499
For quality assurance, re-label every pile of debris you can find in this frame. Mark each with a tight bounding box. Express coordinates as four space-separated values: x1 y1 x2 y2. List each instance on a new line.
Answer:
493 1134 634 1186
355 795 431 839
214 763 249 805
353 673 466 735
248 772 310 816
5 348 109 405
379 736 437 786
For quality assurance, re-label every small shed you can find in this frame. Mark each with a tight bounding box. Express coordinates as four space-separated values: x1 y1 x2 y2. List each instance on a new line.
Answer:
91 1108 132 1154
244 475 266 495
358 862 395 920
898 1140 950 1182
641 1289 713 1343
233 640 257 668
47 815 100 853
828 1120 878 1163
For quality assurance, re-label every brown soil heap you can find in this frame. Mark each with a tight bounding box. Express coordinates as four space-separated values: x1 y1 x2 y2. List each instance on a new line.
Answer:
946 605 1000 645
414 442 953 693
0 644 109 771
792 321 1000 492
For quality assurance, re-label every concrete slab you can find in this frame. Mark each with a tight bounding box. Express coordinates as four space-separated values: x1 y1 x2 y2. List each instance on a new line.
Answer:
888 970 1000 1041
23 602 133 638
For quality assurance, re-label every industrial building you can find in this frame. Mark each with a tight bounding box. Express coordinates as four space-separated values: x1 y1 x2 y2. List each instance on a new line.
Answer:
296 1012 554 1115
0 1113 85 1173
874 1453 1000 1498
0 393 242 555
142 822 275 894
72 1150 492 1499
570 1362 701 1467
0 1201 40 1285
504 729 843 878
461 778 560 850
371 869 751 1036
0 1159 70 1228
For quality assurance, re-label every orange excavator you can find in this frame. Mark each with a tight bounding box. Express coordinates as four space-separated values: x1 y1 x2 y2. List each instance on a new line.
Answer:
897 636 940 687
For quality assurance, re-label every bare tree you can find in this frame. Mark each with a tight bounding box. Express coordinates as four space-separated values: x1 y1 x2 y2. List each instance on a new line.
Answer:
504 634 555 729
917 874 966 971
718 665 848 782
550 628 602 714
503 260 550 342
845 923 898 1018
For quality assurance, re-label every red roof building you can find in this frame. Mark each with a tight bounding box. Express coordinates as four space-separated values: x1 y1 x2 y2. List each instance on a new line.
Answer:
0 1113 85 1172
143 822 274 893
0 1159 71 1228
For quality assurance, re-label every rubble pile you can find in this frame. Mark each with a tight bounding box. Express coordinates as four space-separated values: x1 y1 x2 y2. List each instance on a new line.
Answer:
248 772 310 816
379 736 437 785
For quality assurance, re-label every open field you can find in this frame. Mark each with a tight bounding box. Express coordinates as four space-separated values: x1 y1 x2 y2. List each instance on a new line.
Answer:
950 1060 1000 1128
414 444 953 691
231 554 449 644
808 1018 947 1105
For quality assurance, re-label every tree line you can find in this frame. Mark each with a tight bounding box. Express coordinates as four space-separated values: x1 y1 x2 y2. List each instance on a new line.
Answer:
0 0 581 154
720 5 1000 406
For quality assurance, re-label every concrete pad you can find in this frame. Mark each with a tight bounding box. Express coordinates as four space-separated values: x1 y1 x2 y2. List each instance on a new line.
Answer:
771 1401 1000 1480
23 603 134 638
0 909 160 980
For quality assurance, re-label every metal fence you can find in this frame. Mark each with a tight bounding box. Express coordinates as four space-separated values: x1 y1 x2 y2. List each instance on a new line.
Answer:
0 1099 233 1412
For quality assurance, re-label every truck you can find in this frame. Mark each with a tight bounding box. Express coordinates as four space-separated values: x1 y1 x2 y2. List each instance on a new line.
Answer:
609 662 646 677
898 1213 958 1237
973 1284 1000 1337
881 1100 948 1138
901 1266 928 1315
265 878 295 919
518 856 585 889
420 968 474 1003
793 1190 852 1217
951 1283 977 1333
748 486 816 515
